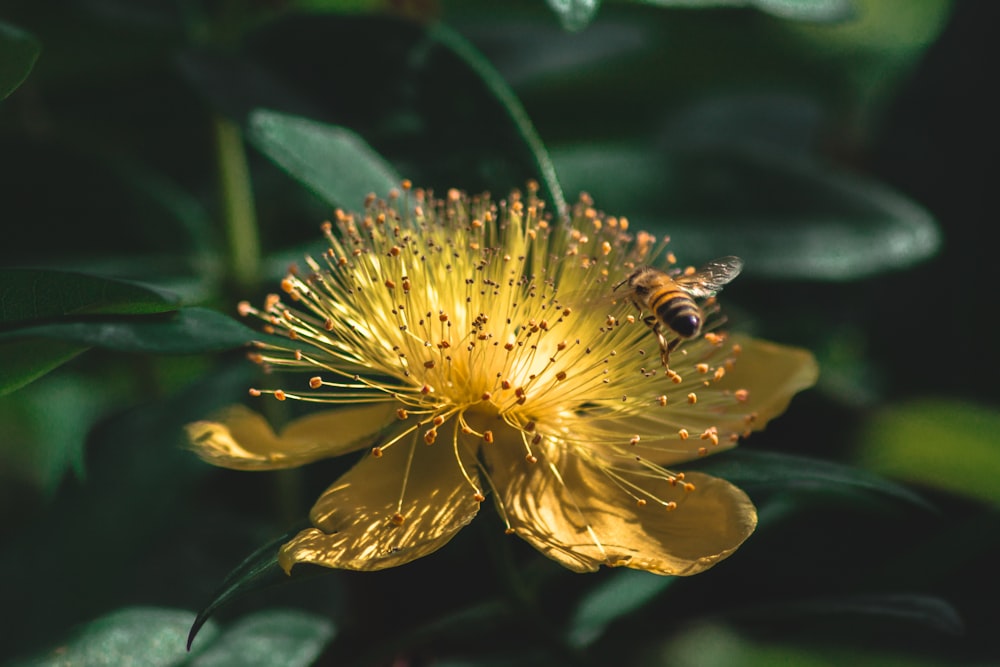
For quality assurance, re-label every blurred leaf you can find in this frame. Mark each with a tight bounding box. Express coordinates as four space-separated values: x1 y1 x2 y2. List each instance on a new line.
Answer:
0 362 255 656
753 593 964 635
189 609 335 666
664 618 962 667
0 307 259 354
188 527 311 650
0 371 118 493
567 569 675 648
0 21 41 99
547 0 602 31
552 141 940 279
857 399 1000 505
690 449 933 510
0 338 89 396
0 268 180 325
639 0 855 23
428 23 567 217
10 607 211 667
247 109 402 208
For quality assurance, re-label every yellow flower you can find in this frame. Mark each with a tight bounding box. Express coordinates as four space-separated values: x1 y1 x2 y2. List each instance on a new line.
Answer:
186 182 817 575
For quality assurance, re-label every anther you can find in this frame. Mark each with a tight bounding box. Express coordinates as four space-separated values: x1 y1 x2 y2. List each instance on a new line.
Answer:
421 384 432 394
687 392 697 404
525 454 538 464
396 408 409 420
636 499 647 507
391 513 405 526
556 371 567 381
473 492 486 502
734 388 749 402
684 482 696 492
678 428 689 440
371 447 383 458
667 370 682 383
481 392 492 401
630 435 640 446
309 377 323 389
657 395 668 406
248 388 262 397
483 431 494 444
424 428 437 445
696 363 709 374
274 390 287 401
237 301 253 316
713 367 726 381
424 360 436 369
665 502 677 511
385 279 396 289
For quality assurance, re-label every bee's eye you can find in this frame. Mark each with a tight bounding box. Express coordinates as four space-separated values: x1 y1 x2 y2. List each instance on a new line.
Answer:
633 284 649 296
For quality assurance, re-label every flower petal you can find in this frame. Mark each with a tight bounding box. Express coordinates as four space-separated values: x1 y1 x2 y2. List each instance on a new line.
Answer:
485 443 756 575
279 434 482 572
185 403 397 470
622 335 818 466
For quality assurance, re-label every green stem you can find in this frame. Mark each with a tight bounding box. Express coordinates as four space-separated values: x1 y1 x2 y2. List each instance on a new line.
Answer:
213 114 260 292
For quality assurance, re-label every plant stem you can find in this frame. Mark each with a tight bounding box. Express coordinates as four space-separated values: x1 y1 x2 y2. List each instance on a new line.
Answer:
213 114 260 292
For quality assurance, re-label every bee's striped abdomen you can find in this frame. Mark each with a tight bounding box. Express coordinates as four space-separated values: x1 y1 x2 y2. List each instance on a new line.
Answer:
651 288 701 338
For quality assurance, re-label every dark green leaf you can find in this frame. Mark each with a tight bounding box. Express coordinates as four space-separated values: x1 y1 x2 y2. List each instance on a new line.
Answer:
189 609 335 666
567 569 675 648
247 109 401 208
0 338 89 396
547 0 603 31
690 449 933 510
187 527 315 650
0 268 180 325
9 607 210 667
0 21 41 99
0 307 259 354
552 142 940 279
637 0 855 23
0 371 117 492
728 594 964 636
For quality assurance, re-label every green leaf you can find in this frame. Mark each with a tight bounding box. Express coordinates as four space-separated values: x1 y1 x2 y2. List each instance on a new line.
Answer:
0 268 181 325
0 307 260 354
547 0 603 31
10 607 211 667
857 399 1000 506
189 609 335 666
247 109 402 208
690 449 933 510
637 0 856 23
551 142 940 279
0 21 41 99
188 528 308 650
0 338 89 396
0 371 116 492
567 569 675 648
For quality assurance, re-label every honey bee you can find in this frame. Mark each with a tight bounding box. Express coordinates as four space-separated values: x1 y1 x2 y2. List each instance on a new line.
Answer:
614 256 743 369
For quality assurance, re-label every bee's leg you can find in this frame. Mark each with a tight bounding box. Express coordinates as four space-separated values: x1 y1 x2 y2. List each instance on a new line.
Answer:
652 323 672 368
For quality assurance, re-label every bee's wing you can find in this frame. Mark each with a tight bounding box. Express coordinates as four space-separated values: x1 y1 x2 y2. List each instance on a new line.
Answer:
675 256 743 297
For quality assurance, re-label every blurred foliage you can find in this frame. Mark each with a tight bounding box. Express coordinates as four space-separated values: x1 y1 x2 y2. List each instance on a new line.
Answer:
1 0 998 665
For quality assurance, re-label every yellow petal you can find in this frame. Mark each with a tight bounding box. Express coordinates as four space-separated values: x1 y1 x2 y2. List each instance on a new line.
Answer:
485 443 756 575
185 403 397 470
627 335 818 466
279 434 482 572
